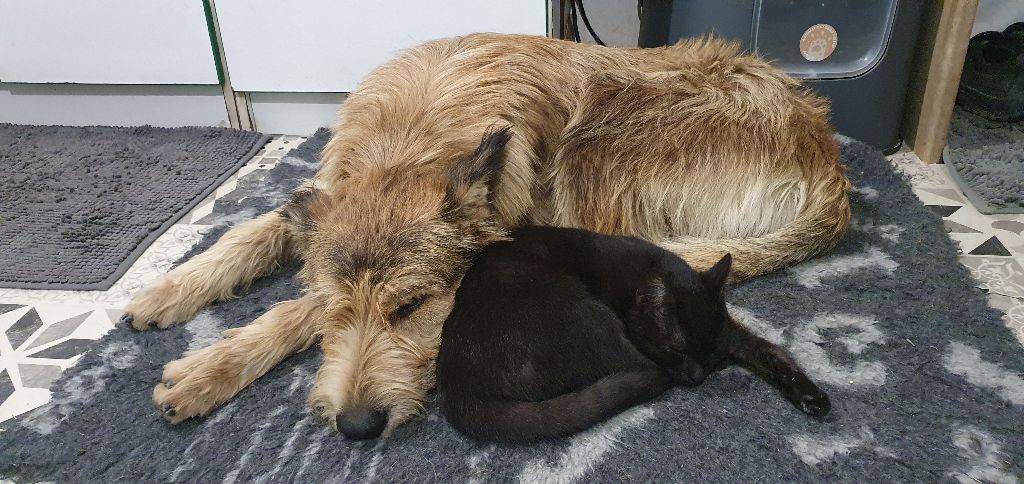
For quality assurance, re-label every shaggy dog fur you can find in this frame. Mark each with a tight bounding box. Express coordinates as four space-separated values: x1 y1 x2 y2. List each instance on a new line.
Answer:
121 33 850 438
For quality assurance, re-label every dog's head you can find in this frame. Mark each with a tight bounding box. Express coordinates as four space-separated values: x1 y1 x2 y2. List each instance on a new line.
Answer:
285 128 511 439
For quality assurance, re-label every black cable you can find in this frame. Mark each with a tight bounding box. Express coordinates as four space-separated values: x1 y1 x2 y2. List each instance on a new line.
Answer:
574 0 606 46
568 0 581 42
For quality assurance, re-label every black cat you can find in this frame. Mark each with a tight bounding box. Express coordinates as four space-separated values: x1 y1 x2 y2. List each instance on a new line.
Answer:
436 226 830 443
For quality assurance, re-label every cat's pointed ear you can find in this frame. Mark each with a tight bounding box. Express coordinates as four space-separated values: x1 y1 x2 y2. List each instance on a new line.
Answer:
444 126 512 218
702 253 732 290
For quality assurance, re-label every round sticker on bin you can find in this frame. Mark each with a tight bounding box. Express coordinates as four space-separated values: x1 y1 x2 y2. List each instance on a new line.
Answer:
800 23 838 62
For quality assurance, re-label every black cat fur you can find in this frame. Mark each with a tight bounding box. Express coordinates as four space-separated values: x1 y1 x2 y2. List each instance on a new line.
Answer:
437 226 830 443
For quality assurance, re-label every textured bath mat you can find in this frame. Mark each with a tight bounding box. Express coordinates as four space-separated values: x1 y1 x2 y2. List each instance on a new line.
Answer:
1 132 1022 482
944 107 1024 214
0 124 269 290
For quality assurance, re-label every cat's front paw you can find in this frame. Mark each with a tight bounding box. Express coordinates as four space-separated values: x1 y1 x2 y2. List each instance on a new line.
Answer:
795 387 831 417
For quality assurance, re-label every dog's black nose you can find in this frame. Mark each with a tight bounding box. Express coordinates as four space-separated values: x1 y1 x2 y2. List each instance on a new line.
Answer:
336 408 388 440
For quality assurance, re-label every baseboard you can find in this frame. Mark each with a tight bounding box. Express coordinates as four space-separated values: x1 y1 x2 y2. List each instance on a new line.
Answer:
0 83 230 127
248 91 347 135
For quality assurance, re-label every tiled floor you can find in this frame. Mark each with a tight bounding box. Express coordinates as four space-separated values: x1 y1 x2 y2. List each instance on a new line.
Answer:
0 140 1021 425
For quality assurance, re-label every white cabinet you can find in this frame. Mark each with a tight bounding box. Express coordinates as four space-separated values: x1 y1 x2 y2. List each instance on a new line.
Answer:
215 0 548 92
0 0 219 84
0 0 550 131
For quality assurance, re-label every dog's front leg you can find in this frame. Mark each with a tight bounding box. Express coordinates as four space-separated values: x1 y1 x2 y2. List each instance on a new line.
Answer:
153 295 322 423
125 210 297 330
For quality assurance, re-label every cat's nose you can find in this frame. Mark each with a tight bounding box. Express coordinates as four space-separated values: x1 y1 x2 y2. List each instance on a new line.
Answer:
669 359 707 386
685 363 707 384
336 408 388 440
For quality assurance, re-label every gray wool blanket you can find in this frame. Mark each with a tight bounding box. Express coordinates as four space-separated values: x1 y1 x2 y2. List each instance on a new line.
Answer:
1 131 1021 483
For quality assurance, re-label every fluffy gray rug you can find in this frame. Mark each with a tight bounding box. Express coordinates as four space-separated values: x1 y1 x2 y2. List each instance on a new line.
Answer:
945 108 1024 214
0 124 268 290
1 131 1022 483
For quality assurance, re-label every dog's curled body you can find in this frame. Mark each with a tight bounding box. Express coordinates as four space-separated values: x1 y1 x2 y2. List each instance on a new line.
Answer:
318 33 850 277
124 33 850 438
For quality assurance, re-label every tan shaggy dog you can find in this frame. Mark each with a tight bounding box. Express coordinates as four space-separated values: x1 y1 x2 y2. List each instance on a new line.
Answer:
123 33 850 439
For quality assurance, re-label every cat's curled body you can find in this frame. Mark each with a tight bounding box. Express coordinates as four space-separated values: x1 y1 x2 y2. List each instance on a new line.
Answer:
437 226 830 443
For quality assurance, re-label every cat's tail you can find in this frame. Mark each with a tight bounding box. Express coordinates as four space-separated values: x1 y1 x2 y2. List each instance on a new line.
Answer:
658 140 851 282
442 369 672 443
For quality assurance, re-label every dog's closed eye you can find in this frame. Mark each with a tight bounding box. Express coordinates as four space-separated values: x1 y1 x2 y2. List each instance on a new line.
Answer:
395 297 427 319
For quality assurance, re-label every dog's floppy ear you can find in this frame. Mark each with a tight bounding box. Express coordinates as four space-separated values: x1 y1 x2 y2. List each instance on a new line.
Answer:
444 126 512 219
280 185 327 231
701 253 732 290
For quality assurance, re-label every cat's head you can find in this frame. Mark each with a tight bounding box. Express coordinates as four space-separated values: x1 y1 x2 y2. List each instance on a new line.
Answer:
627 253 734 385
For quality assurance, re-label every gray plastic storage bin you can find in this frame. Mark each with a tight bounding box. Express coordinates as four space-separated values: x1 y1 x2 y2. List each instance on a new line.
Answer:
639 0 923 153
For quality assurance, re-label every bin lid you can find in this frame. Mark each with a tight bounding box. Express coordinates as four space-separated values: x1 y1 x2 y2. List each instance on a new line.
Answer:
753 0 898 79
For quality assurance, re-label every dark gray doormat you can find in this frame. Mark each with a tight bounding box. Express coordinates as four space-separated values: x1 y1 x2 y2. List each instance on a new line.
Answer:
2 132 1023 483
944 107 1024 214
0 124 269 290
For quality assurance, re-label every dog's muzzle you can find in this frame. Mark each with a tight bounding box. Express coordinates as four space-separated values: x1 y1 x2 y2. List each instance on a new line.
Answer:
336 407 388 440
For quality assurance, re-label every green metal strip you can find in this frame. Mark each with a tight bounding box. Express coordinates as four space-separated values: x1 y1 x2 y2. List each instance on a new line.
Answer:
202 0 226 86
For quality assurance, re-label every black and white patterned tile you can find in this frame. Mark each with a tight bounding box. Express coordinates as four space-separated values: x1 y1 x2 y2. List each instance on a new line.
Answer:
0 303 115 421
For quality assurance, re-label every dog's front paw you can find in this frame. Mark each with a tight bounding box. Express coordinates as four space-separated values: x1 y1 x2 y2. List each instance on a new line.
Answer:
153 347 243 424
124 278 207 331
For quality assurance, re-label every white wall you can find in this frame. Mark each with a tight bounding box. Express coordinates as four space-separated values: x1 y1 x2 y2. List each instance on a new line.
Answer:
0 1 219 84
215 0 548 92
570 0 640 47
972 0 1024 36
